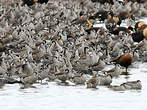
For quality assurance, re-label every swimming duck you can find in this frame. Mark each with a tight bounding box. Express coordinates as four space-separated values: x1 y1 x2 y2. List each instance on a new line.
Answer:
89 59 106 72
106 64 122 77
122 80 142 90
108 84 126 91
20 73 38 85
87 73 112 87
55 69 69 83
70 74 86 85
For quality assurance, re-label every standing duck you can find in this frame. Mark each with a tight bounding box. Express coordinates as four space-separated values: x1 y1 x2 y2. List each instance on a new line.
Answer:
111 53 133 74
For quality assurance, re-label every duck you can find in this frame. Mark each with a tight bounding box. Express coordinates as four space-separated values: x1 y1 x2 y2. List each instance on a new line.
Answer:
1 76 21 84
132 28 147 42
105 64 122 77
21 63 34 76
97 74 112 85
87 73 112 87
86 75 97 88
72 16 94 26
20 73 38 84
106 11 122 25
111 15 122 26
109 80 142 91
86 82 97 89
89 58 106 72
137 24 147 31
111 53 133 74
70 74 86 85
122 80 142 90
108 84 126 91
89 10 113 22
55 69 69 83
37 69 49 83
110 26 132 35
105 18 117 31
135 21 146 31
132 50 140 62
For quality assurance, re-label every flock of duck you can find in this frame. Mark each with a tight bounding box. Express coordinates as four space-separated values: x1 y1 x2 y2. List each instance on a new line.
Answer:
0 0 146 91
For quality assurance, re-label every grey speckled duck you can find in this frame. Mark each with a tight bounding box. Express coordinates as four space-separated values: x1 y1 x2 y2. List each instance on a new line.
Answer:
122 80 142 90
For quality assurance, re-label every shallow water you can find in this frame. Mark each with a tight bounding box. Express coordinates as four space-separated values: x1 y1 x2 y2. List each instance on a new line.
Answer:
0 62 147 110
